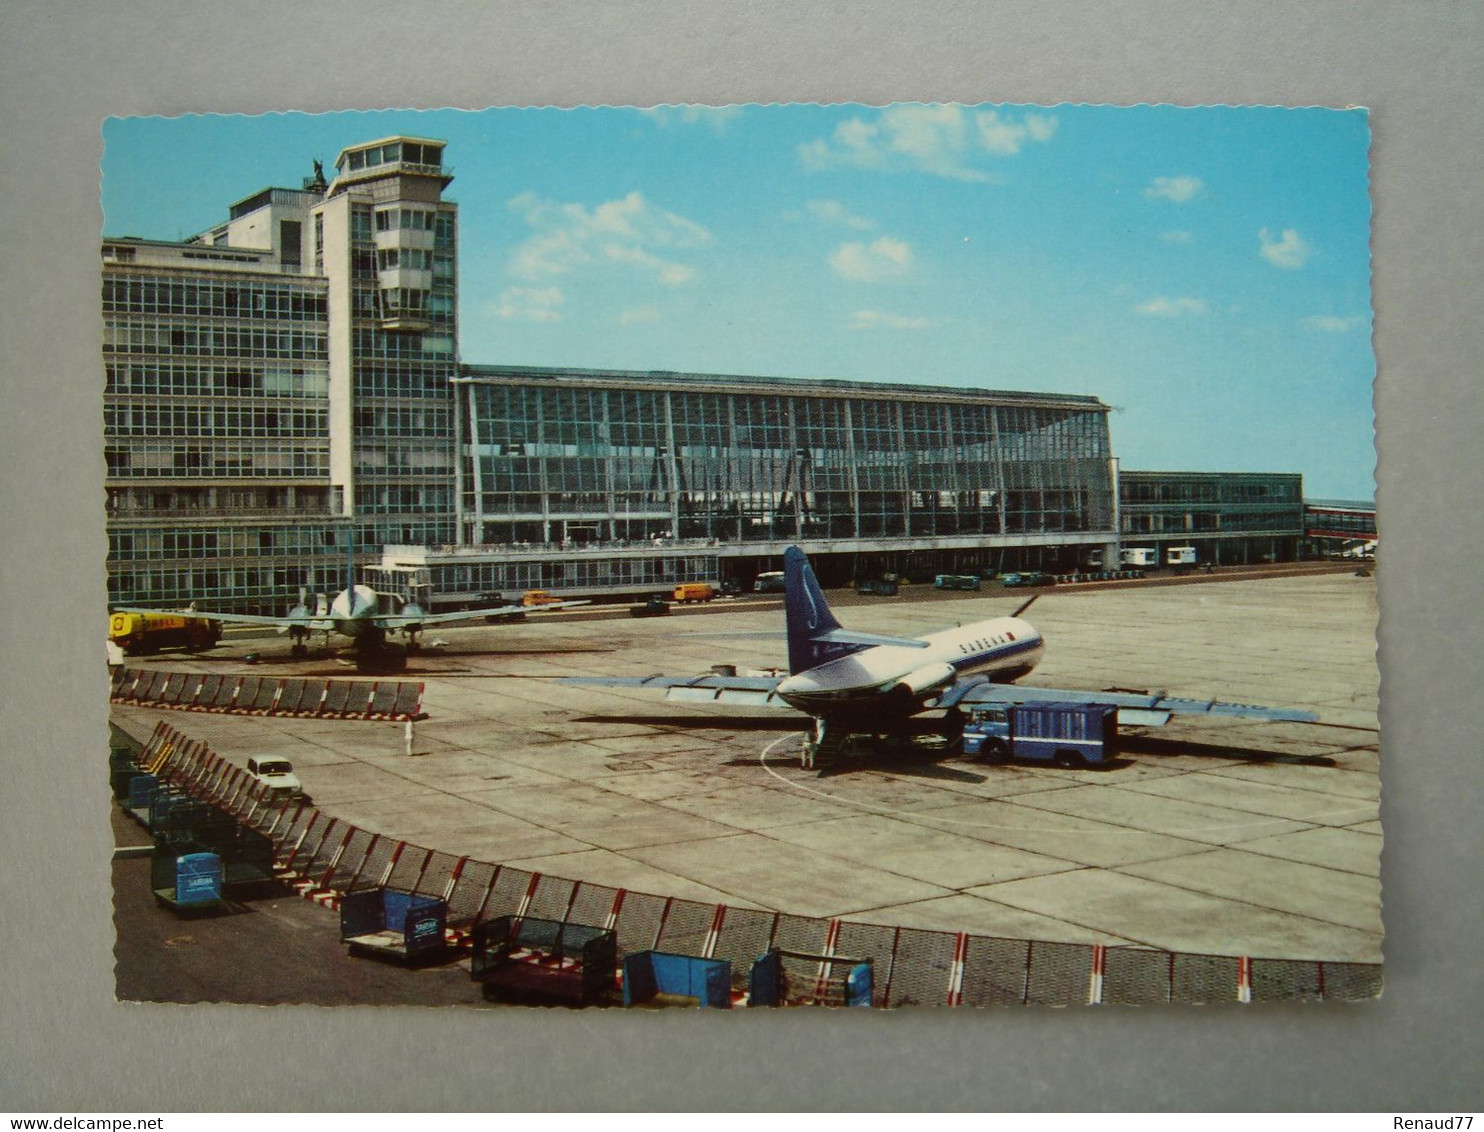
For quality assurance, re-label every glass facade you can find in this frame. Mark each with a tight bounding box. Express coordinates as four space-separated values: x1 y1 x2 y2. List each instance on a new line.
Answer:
102 257 343 610
458 369 1114 549
1118 471 1305 564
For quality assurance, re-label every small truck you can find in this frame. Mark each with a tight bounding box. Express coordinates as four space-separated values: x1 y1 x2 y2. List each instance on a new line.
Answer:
961 701 1119 767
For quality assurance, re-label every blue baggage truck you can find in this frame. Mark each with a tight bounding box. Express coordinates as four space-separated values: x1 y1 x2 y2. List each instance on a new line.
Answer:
961 701 1119 767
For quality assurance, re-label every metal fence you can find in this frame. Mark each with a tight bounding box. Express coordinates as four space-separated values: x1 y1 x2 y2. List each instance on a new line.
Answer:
126 720 1383 1007
111 667 424 721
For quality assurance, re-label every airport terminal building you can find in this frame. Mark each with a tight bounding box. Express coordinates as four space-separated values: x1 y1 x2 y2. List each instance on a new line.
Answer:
104 133 1307 612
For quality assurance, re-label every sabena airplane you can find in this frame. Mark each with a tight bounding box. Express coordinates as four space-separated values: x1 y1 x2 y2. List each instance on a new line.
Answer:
114 551 584 667
563 545 1317 760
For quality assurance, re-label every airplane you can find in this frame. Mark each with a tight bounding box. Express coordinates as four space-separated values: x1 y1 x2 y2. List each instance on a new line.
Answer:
113 551 586 668
562 545 1319 763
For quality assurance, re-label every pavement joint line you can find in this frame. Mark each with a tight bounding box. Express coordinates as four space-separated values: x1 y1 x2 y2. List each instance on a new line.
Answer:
1102 862 1385 941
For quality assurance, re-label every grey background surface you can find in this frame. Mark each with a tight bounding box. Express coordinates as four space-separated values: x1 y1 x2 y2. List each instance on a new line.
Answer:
2 0 1479 1113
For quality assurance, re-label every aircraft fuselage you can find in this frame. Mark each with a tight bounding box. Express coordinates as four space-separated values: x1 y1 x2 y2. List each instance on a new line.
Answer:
775 615 1043 717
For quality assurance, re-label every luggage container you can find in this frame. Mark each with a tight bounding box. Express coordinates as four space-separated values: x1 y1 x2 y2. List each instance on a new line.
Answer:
339 887 449 964
622 951 732 1009
470 915 617 1006
150 848 224 914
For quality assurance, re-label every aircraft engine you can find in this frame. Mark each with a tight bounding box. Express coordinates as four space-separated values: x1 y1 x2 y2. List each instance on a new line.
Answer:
894 662 958 697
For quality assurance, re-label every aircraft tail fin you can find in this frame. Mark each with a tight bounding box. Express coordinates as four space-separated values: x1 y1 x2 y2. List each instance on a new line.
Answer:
784 546 862 674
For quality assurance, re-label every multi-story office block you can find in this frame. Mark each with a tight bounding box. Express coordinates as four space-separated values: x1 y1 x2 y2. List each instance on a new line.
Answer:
104 136 458 612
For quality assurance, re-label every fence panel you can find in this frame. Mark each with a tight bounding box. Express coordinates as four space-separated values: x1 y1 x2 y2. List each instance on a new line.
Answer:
385 846 432 893
1102 948 1173 1006
341 683 374 715
369 685 400 717
324 827 378 892
770 913 830 958
321 681 351 716
710 908 779 982
274 678 309 714
416 851 463 901
1322 962 1383 1002
393 684 424 719
484 866 535 920
957 936 1033 1007
446 860 500 928
246 679 279 712
526 874 577 921
1250 959 1324 1003
297 818 346 880
834 921 901 1007
1172 953 1242 1004
883 927 957 1008
566 882 620 930
612 891 671 957
191 675 223 710
654 898 716 957
353 836 400 892
1024 941 1094 1006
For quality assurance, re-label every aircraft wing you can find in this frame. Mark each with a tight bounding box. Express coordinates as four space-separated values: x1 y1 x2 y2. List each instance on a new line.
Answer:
561 674 791 708
111 606 326 630
940 678 1319 725
378 600 591 628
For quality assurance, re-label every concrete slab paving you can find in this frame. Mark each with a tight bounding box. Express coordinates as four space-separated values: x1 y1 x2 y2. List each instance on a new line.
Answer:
626 831 955 918
760 812 1080 890
1118 848 1383 935
972 869 1382 962
1115 771 1379 828
1011 784 1315 845
1206 825 1383 878
853 892 1140 947
897 797 1213 869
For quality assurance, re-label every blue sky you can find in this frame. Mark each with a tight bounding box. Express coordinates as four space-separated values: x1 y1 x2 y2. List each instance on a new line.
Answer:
103 103 1375 500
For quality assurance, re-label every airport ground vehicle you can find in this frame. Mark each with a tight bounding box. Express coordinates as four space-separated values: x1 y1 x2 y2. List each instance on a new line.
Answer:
108 611 221 655
521 589 565 607
961 701 1118 767
935 574 981 591
1120 547 1159 568
672 582 717 603
629 596 672 617
855 579 899 596
246 756 302 799
753 571 786 593
1000 571 1056 588
1167 546 1197 568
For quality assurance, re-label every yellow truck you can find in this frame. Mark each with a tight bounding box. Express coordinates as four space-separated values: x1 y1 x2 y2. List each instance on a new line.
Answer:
108 611 222 655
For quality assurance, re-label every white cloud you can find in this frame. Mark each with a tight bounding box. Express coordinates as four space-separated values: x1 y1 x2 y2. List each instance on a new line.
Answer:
1160 230 1193 244
829 237 913 282
1259 227 1314 269
1133 296 1207 317
803 198 874 229
640 105 743 133
1302 314 1365 333
1144 176 1205 203
619 306 661 326
505 190 711 284
848 309 941 331
799 104 1056 180
975 109 1057 156
602 243 695 286
494 286 565 323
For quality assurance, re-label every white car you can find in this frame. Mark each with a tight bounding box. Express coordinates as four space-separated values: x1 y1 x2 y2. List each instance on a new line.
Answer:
246 756 303 799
